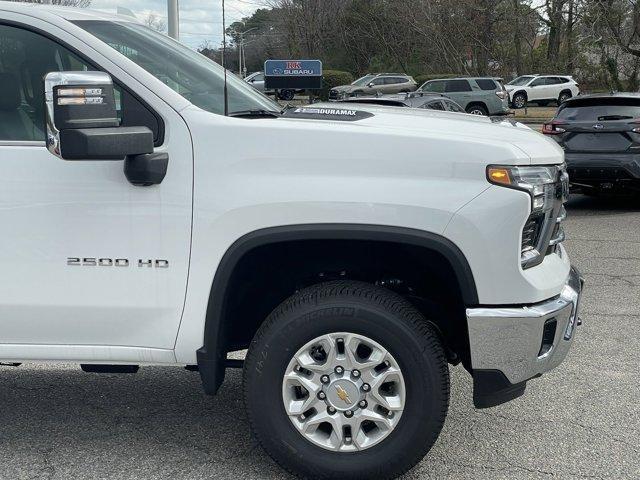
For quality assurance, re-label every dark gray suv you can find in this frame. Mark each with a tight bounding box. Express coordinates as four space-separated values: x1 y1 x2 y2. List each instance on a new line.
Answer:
418 77 510 115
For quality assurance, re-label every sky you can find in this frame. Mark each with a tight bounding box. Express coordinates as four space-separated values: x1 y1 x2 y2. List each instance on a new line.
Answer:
90 0 265 49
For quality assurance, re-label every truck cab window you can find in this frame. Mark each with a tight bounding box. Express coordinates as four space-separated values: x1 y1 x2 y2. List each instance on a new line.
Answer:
0 24 160 143
0 25 63 141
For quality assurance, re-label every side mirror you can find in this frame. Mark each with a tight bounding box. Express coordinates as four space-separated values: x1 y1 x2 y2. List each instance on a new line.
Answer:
45 71 153 161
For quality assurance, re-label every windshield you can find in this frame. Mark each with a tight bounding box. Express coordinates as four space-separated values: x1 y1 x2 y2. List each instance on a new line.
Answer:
74 21 280 116
507 76 534 86
351 75 376 86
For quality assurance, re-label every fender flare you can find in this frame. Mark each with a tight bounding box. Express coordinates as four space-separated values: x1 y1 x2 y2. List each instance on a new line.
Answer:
196 224 478 394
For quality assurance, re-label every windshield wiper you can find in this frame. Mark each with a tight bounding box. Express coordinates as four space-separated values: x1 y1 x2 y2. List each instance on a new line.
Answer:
228 109 281 118
597 115 633 121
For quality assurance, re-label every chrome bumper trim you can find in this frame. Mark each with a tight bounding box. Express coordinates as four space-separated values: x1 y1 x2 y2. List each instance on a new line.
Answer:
466 266 584 385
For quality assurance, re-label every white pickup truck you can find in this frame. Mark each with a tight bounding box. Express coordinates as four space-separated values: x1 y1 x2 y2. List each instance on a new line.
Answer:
0 3 583 480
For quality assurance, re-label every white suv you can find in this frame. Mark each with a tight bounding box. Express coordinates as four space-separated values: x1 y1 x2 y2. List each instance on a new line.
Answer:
506 75 580 108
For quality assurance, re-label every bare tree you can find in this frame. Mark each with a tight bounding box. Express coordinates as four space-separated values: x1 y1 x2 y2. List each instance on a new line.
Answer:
227 0 635 89
142 13 167 33
591 0 640 57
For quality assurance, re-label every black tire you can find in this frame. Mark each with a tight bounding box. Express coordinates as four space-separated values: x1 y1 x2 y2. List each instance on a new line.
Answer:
278 89 295 101
511 92 527 109
244 281 450 480
466 103 488 116
558 90 572 105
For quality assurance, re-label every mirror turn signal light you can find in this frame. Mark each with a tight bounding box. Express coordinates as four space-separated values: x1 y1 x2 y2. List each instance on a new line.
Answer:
58 96 104 105
56 87 104 106
57 87 103 97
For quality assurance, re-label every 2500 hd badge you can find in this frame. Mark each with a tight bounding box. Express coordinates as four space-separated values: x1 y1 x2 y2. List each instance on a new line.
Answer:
67 257 169 268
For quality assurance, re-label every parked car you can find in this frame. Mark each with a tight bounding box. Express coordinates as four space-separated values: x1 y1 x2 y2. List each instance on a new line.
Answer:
244 71 297 101
333 92 466 112
506 75 580 109
417 77 509 116
329 73 418 100
543 93 640 196
0 3 583 480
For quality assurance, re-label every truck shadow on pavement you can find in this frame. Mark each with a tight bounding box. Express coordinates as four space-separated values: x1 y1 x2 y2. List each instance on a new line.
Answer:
0 350 636 480
0 365 291 479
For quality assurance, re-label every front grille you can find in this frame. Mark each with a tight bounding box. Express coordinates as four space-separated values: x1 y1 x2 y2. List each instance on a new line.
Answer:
329 90 339 100
521 166 568 268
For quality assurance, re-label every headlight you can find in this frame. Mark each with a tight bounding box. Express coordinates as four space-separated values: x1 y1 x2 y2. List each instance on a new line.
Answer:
487 165 567 268
487 165 557 213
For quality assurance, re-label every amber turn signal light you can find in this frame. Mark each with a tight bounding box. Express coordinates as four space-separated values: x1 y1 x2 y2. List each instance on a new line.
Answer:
487 167 511 185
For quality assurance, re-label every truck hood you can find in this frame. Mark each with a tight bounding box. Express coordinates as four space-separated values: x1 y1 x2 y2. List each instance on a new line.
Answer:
279 103 563 166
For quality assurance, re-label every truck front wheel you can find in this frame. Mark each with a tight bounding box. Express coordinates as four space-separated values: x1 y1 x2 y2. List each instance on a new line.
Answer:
243 281 449 480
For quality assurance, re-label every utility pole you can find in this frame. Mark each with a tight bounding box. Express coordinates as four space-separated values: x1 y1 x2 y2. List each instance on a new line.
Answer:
239 38 243 77
236 27 258 78
168 0 179 40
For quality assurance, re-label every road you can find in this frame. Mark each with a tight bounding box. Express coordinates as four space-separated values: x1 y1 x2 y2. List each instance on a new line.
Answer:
0 194 638 480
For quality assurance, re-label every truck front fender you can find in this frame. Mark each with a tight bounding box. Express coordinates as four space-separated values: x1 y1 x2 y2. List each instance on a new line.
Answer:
195 224 478 394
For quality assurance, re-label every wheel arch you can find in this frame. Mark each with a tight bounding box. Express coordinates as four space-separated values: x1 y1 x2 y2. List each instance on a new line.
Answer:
558 88 572 100
196 224 478 394
465 101 488 114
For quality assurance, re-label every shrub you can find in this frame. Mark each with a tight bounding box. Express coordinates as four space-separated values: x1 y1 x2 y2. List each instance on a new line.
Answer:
319 70 355 100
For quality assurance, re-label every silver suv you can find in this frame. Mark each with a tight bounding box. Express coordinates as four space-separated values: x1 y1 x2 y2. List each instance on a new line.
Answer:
329 73 418 100
418 77 509 115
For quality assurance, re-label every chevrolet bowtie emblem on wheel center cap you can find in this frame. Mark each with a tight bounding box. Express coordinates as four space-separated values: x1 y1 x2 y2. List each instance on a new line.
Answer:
335 384 351 404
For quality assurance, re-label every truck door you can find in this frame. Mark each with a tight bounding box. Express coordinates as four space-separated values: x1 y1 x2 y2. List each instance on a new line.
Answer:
0 23 192 356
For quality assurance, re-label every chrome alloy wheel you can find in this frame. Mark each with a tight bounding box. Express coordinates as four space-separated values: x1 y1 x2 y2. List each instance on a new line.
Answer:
282 332 406 452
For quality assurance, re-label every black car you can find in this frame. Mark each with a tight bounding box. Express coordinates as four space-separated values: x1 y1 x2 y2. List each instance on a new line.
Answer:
335 92 466 112
543 93 640 195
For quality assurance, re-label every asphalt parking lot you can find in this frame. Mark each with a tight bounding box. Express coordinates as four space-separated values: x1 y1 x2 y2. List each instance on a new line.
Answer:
0 194 638 480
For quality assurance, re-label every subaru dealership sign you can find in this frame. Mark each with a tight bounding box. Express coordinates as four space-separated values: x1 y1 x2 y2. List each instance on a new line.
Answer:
264 60 323 90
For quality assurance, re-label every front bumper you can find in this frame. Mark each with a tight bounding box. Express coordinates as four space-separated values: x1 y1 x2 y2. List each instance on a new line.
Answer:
466 266 584 407
491 100 511 115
